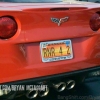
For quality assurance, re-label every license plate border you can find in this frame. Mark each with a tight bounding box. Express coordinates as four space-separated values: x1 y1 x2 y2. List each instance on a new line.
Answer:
40 39 73 63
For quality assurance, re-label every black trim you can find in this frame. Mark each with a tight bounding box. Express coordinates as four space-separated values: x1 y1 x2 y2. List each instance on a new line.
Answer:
1 66 100 85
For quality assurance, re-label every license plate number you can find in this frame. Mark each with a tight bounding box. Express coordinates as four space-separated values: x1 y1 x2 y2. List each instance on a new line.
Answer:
40 40 73 62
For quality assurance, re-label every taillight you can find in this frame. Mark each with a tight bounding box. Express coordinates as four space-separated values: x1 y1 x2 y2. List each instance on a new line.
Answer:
0 16 17 39
90 13 100 31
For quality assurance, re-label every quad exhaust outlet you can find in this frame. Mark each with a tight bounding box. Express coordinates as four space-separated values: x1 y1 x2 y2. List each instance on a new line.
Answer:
26 80 75 99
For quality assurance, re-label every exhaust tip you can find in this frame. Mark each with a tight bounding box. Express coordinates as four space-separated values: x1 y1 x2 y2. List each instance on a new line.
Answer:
0 89 11 96
53 82 66 92
66 80 75 90
26 90 38 99
39 87 49 97
57 82 66 92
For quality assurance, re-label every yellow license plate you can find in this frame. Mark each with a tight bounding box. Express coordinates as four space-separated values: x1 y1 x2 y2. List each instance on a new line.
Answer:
40 40 73 62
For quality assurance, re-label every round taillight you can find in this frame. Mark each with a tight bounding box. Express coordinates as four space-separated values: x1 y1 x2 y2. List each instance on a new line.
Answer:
0 17 17 39
90 13 100 31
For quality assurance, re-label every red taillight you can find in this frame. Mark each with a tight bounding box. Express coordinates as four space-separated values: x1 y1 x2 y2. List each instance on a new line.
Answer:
0 17 17 39
90 13 100 31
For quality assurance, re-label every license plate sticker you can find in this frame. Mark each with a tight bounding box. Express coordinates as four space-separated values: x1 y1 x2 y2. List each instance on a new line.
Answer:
40 40 73 62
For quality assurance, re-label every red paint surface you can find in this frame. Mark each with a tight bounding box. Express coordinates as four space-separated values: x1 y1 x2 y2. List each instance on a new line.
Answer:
0 2 100 83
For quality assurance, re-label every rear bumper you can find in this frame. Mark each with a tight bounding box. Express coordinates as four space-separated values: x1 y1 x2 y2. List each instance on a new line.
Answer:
2 66 100 85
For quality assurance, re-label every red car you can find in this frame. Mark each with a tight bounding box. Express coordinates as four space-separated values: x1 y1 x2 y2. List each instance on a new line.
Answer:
0 0 100 99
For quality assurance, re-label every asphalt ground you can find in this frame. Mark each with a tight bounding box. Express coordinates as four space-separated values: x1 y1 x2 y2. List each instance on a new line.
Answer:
14 77 100 100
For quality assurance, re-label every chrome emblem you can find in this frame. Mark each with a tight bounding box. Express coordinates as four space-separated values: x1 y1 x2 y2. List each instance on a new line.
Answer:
51 17 69 26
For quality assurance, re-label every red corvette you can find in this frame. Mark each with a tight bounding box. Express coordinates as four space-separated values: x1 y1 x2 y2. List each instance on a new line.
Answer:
0 0 100 99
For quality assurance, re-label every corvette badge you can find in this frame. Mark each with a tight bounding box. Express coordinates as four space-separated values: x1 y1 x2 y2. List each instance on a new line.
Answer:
51 17 69 26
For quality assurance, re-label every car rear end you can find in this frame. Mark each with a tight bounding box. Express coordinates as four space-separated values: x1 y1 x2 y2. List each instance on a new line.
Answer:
0 1 100 99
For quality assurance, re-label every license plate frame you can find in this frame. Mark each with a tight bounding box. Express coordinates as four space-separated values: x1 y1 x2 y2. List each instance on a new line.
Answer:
40 40 73 62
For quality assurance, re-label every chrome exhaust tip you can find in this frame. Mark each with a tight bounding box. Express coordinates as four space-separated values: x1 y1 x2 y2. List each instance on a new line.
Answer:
39 87 49 97
53 82 66 92
66 80 75 90
26 90 38 99
0 89 11 96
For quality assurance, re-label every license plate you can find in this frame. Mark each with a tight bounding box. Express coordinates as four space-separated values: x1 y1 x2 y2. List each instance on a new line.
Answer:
40 40 73 62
